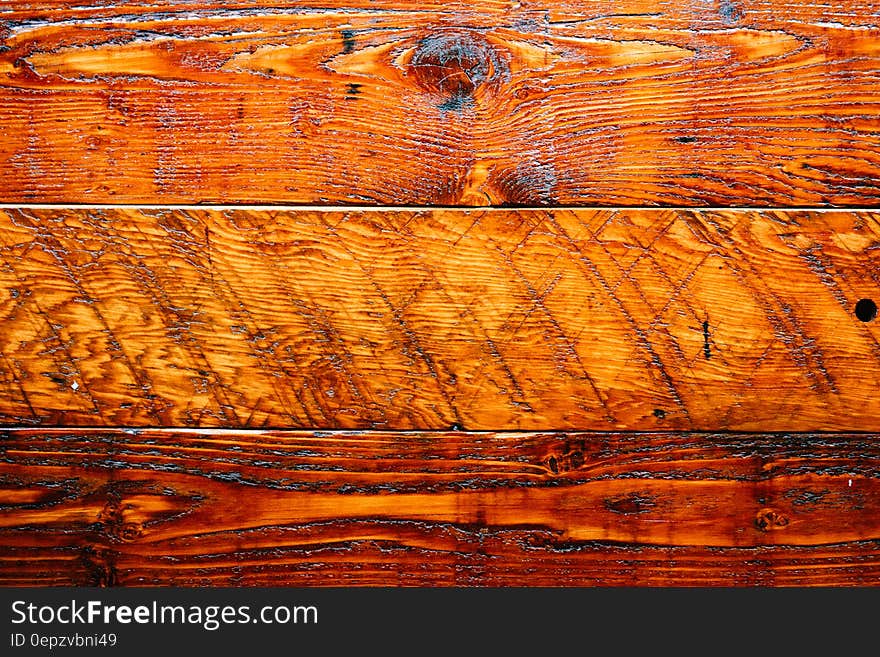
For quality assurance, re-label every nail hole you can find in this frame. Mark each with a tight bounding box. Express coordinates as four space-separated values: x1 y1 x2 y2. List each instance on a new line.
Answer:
855 298 877 322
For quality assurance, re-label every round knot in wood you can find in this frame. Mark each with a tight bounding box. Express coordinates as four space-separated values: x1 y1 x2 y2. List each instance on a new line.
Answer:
409 32 502 108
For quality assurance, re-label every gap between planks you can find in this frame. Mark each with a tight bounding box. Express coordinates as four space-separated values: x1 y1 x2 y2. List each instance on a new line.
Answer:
2 204 880 212
3 427 880 436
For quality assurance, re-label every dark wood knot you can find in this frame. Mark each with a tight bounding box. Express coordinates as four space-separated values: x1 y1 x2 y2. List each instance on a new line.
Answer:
755 508 789 532
408 32 504 109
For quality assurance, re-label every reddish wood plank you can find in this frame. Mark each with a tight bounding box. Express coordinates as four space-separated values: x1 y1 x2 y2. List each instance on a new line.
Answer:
1 428 879 586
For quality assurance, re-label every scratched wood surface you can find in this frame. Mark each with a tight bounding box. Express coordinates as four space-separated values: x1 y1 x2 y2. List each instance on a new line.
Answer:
0 207 878 431
3 0 880 588
1 428 879 586
1 0 880 205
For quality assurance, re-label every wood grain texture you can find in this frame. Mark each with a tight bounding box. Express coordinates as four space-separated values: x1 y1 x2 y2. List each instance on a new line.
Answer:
2 428 879 586
0 207 878 430
1 1 880 205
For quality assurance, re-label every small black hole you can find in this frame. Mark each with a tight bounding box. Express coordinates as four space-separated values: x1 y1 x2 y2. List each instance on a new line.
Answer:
855 298 877 322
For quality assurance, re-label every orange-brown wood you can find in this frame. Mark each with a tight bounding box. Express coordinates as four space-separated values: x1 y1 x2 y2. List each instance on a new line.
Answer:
2 0 880 590
2 428 879 586
0 207 878 430
1 1 879 204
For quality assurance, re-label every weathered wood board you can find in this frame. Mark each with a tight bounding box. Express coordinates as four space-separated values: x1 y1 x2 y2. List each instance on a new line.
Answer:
2 428 879 586
2 0 880 588
1 1 879 204
0 207 878 431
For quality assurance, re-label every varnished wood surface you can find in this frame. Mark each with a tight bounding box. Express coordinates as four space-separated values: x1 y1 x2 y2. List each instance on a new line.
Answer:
2 428 879 586
1 1 880 205
0 207 878 430
2 0 879 589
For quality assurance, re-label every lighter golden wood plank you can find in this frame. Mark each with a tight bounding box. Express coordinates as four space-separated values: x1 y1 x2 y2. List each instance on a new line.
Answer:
0 208 877 430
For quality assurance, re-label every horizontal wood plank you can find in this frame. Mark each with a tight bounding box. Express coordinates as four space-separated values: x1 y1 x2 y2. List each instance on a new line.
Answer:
1 1 880 204
2 428 879 586
1 207 879 430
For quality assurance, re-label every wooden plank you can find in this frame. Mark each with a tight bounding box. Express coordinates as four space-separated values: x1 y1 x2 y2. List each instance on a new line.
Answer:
1 207 879 430
2 428 879 586
1 1 880 205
